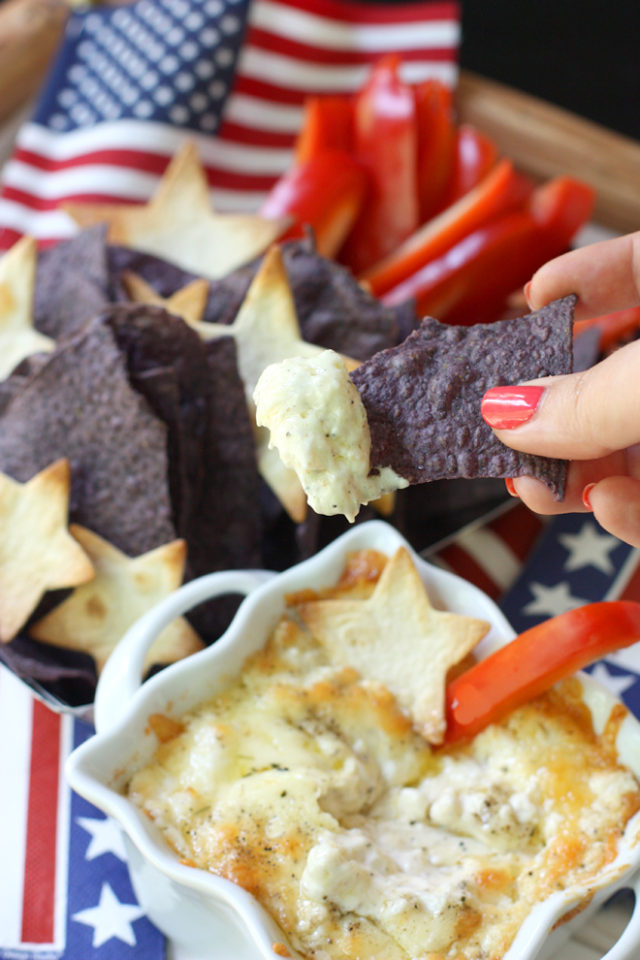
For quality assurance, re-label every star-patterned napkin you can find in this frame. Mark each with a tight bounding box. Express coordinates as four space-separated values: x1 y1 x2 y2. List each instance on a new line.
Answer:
426 503 640 709
499 512 640 709
0 673 165 960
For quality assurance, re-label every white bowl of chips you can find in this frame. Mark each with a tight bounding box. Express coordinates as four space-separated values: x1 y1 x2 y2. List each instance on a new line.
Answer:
66 520 640 960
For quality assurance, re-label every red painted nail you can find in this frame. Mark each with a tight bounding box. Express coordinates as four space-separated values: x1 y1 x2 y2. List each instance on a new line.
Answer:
481 385 545 429
505 478 519 498
524 281 533 307
582 483 596 511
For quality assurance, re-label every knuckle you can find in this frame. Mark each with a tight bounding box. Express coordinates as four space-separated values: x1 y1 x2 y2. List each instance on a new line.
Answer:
566 370 599 443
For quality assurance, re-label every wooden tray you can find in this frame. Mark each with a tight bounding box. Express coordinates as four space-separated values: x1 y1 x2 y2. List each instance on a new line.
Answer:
456 71 640 235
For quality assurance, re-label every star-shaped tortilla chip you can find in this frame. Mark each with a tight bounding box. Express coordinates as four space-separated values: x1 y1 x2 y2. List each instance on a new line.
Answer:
0 459 94 643
64 141 288 280
122 272 210 327
29 526 204 674
197 245 358 522
195 245 328 390
297 547 489 744
0 237 55 380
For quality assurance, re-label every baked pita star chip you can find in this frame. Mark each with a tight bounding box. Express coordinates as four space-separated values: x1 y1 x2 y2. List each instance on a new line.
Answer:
297 547 489 744
122 271 210 327
199 245 358 522
0 237 55 380
64 141 289 280
193 245 328 386
30 526 203 674
0 459 94 643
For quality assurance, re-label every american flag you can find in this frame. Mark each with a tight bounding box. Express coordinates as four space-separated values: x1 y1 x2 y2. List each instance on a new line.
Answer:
0 0 460 250
0 673 166 959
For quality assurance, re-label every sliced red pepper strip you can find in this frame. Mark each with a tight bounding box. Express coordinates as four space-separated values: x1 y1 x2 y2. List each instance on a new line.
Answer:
338 54 419 275
444 601 640 745
382 209 541 322
294 95 354 166
574 305 640 353
529 175 595 237
445 123 499 205
362 159 532 298
260 150 368 258
382 174 594 325
413 77 457 222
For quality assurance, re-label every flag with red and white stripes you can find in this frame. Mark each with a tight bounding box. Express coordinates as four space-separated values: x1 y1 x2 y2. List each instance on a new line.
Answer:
427 504 640 709
0 0 460 250
0 666 166 959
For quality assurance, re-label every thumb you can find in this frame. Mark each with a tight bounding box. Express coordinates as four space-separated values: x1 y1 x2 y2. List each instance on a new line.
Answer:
481 339 640 460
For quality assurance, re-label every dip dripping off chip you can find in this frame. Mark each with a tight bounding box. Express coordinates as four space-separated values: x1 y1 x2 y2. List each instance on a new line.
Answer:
350 296 576 499
199 245 333 524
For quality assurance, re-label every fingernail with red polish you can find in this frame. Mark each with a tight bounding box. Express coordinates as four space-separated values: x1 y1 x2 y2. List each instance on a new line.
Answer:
582 483 596 511
481 385 545 429
524 281 533 307
505 478 519 498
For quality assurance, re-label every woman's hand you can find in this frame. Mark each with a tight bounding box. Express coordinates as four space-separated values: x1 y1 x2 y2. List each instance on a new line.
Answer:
481 231 640 546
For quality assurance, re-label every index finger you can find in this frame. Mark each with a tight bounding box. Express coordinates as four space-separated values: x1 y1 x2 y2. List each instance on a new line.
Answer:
526 231 640 321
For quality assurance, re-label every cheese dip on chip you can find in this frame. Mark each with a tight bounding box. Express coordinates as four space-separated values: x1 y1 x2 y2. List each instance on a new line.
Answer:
254 350 408 522
127 550 640 960
254 299 575 521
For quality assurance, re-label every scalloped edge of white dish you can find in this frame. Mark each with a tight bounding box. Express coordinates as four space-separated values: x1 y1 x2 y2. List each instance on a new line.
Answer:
66 519 640 960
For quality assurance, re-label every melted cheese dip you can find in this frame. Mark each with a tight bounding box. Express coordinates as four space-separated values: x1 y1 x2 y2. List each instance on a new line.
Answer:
128 556 640 960
253 351 407 522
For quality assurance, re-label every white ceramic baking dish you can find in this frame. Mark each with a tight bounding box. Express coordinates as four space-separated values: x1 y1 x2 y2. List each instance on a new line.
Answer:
66 519 640 960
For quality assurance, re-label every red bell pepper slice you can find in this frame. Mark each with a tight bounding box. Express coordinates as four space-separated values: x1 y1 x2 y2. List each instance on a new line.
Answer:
413 77 457 222
260 150 368 258
338 54 419 275
574 305 640 353
362 158 532 297
446 123 499 205
529 175 595 237
444 600 640 745
382 174 594 325
382 209 541 322
294 95 354 166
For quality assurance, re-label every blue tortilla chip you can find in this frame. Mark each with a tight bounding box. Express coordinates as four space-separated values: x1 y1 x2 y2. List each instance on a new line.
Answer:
350 297 575 500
